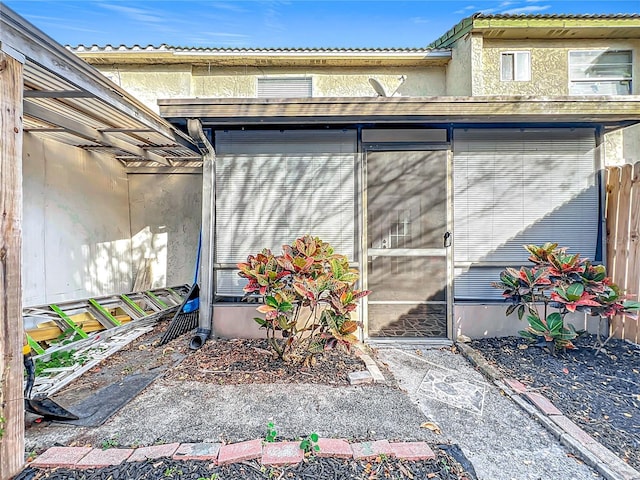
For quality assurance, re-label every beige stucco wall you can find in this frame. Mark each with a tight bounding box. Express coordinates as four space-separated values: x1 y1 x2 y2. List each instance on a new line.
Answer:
623 124 640 164
22 135 133 306
445 34 473 96
128 174 202 288
480 38 640 96
94 64 446 112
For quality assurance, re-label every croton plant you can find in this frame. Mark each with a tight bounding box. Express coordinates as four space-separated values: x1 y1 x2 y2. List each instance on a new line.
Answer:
492 243 639 352
237 235 370 363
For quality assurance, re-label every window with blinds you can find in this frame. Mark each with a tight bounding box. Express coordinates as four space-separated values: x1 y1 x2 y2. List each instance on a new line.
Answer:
214 130 357 296
257 77 313 98
569 50 632 95
452 128 600 300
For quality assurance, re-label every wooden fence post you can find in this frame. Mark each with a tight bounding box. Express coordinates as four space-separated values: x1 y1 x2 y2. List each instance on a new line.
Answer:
0 50 25 480
625 163 640 343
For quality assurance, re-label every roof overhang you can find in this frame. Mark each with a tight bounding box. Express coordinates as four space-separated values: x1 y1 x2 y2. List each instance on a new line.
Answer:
0 4 202 170
431 14 640 48
72 46 452 68
159 96 640 132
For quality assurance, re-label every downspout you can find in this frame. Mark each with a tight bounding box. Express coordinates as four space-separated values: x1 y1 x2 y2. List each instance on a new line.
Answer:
187 119 215 349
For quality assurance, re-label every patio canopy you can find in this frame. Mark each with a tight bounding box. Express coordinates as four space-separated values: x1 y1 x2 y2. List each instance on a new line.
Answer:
0 4 202 171
159 95 640 132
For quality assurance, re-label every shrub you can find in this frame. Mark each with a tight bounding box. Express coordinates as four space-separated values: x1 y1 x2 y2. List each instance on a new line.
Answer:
492 243 639 352
237 235 370 363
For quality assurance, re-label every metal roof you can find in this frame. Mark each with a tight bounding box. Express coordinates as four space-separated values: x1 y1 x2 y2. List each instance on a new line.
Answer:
1 4 203 171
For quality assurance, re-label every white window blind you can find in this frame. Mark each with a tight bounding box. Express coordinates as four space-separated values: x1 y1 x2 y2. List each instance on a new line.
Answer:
501 51 531 81
569 50 632 95
453 128 599 300
214 130 356 296
257 77 312 98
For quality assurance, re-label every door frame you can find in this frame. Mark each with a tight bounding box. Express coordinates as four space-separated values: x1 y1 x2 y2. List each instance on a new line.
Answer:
361 143 453 341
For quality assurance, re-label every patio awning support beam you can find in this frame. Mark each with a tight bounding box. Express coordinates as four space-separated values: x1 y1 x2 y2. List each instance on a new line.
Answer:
24 101 171 165
0 49 25 480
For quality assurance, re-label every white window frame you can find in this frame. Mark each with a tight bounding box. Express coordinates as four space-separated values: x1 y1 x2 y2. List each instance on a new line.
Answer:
568 49 632 95
500 51 531 82
256 77 313 98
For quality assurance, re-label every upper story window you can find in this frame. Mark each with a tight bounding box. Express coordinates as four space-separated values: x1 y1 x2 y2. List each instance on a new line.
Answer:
500 51 531 81
257 77 312 98
569 50 632 95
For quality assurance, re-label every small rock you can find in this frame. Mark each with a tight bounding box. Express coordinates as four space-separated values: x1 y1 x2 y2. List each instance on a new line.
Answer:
348 371 373 385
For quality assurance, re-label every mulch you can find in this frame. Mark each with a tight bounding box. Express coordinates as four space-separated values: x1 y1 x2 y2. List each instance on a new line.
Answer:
23 319 479 480
164 337 368 385
16 446 475 480
469 334 640 471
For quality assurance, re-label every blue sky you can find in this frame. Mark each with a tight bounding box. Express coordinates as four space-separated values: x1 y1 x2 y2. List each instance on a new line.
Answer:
3 1 639 48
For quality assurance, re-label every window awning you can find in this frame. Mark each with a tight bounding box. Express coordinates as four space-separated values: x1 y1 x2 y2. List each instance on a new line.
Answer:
1 4 202 171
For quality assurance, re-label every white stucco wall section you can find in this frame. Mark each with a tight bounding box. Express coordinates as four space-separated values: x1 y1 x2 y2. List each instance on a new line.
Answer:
22 135 133 306
128 174 202 288
445 35 473 95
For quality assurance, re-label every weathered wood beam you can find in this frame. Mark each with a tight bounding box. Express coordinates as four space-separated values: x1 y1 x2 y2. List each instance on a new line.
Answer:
23 101 171 166
0 50 25 480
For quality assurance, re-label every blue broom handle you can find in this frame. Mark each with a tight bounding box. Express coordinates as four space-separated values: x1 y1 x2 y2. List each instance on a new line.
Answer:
193 230 202 284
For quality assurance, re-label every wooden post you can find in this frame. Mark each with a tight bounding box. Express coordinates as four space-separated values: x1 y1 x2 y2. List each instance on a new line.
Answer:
0 50 25 480
624 162 640 343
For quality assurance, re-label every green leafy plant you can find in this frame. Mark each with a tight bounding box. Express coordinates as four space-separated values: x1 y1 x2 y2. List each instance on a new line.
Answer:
238 235 370 363
0 415 5 440
197 474 219 480
35 349 88 377
493 243 640 352
265 421 277 443
100 437 119 450
164 466 183 477
299 433 320 454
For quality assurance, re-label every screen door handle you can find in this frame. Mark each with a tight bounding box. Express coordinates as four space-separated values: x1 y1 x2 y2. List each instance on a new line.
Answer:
443 231 452 248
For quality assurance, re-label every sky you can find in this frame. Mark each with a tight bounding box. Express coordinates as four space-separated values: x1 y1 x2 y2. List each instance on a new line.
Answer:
3 0 639 49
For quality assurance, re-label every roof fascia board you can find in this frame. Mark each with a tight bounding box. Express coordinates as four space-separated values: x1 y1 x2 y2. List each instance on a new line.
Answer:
474 17 640 29
0 3 199 153
431 14 640 47
73 49 451 66
158 96 640 126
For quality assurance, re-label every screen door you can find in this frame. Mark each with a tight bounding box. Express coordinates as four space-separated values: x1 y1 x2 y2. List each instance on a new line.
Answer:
365 150 449 338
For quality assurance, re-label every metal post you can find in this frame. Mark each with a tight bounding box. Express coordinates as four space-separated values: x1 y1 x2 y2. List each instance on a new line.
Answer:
187 119 215 348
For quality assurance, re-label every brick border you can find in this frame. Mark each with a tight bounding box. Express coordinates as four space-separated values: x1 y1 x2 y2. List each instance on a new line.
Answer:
28 438 441 471
457 342 640 480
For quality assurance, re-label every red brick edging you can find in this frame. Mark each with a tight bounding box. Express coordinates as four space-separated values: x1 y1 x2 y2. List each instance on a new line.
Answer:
456 342 640 480
29 439 436 470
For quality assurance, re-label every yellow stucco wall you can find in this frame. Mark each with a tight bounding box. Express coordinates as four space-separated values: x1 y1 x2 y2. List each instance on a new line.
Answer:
98 64 192 113
95 64 446 112
445 34 473 96
480 38 640 96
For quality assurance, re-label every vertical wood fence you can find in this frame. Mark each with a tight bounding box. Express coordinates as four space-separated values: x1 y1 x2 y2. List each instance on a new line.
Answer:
606 162 640 344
